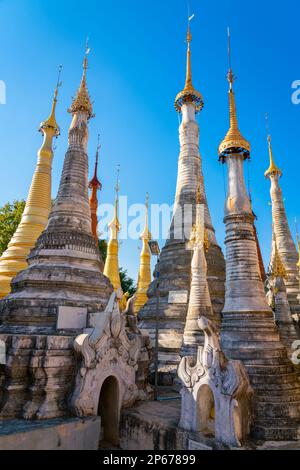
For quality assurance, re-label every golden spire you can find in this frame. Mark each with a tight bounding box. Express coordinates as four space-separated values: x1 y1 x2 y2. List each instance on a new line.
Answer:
175 14 203 113
103 166 121 291
134 193 152 315
270 228 287 279
264 116 283 178
40 65 62 134
89 134 102 243
0 74 61 298
140 192 151 241
68 40 93 118
219 28 250 161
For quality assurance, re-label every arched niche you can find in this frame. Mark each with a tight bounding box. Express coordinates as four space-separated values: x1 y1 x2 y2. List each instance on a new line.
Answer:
197 384 215 437
98 375 120 448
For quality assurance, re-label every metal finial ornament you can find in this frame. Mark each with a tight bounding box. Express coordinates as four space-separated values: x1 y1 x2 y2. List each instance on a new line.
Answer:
227 27 236 88
39 67 61 135
89 133 102 191
115 164 120 195
264 114 282 178
56 65 63 89
68 39 93 118
96 133 101 164
174 12 203 113
218 27 250 161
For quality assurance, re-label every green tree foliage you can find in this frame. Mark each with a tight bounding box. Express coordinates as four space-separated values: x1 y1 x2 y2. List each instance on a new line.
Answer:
119 268 136 296
0 200 25 256
98 239 108 262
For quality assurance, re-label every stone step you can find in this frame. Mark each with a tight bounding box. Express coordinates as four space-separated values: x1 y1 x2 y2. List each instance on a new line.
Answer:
256 392 300 403
250 380 300 392
254 401 300 419
252 421 300 441
228 348 287 362
249 372 299 385
245 363 296 375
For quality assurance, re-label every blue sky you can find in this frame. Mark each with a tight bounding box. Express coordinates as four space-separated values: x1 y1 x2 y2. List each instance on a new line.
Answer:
0 0 299 281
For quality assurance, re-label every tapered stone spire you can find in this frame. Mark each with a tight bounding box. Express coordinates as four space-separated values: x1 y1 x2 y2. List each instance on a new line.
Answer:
0 72 61 299
219 30 300 440
265 129 300 316
0 49 113 335
181 190 217 357
89 135 102 243
139 18 225 382
0 49 113 419
134 193 152 315
103 167 121 291
268 233 298 360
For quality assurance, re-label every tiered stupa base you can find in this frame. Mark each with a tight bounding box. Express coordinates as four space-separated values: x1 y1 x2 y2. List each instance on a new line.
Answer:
139 238 225 384
221 311 300 440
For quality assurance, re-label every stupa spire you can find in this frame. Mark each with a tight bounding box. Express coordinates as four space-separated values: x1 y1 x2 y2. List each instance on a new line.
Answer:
219 30 300 440
264 115 299 316
89 134 102 243
139 16 225 383
68 40 93 119
134 193 152 315
269 228 287 279
174 14 204 113
103 166 121 291
219 28 250 160
264 115 282 177
0 70 61 299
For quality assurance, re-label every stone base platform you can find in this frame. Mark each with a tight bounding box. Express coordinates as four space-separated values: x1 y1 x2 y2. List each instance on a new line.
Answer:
120 393 300 451
0 416 101 450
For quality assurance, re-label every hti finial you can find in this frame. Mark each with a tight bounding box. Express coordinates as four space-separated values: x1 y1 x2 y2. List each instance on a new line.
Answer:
265 112 270 139
146 192 149 209
227 27 235 88
187 12 194 43
95 133 101 172
56 65 63 88
115 164 120 196
83 37 90 71
96 133 101 161
53 64 63 102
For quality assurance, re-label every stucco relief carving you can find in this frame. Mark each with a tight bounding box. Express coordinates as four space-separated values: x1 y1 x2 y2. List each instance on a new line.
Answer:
178 316 252 447
71 291 151 417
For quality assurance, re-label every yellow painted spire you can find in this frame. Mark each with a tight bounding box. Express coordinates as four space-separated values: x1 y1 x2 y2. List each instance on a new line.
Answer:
103 166 121 291
41 66 62 133
270 228 287 279
264 134 283 178
219 28 250 160
134 193 152 315
0 73 61 298
175 14 203 113
68 40 93 118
